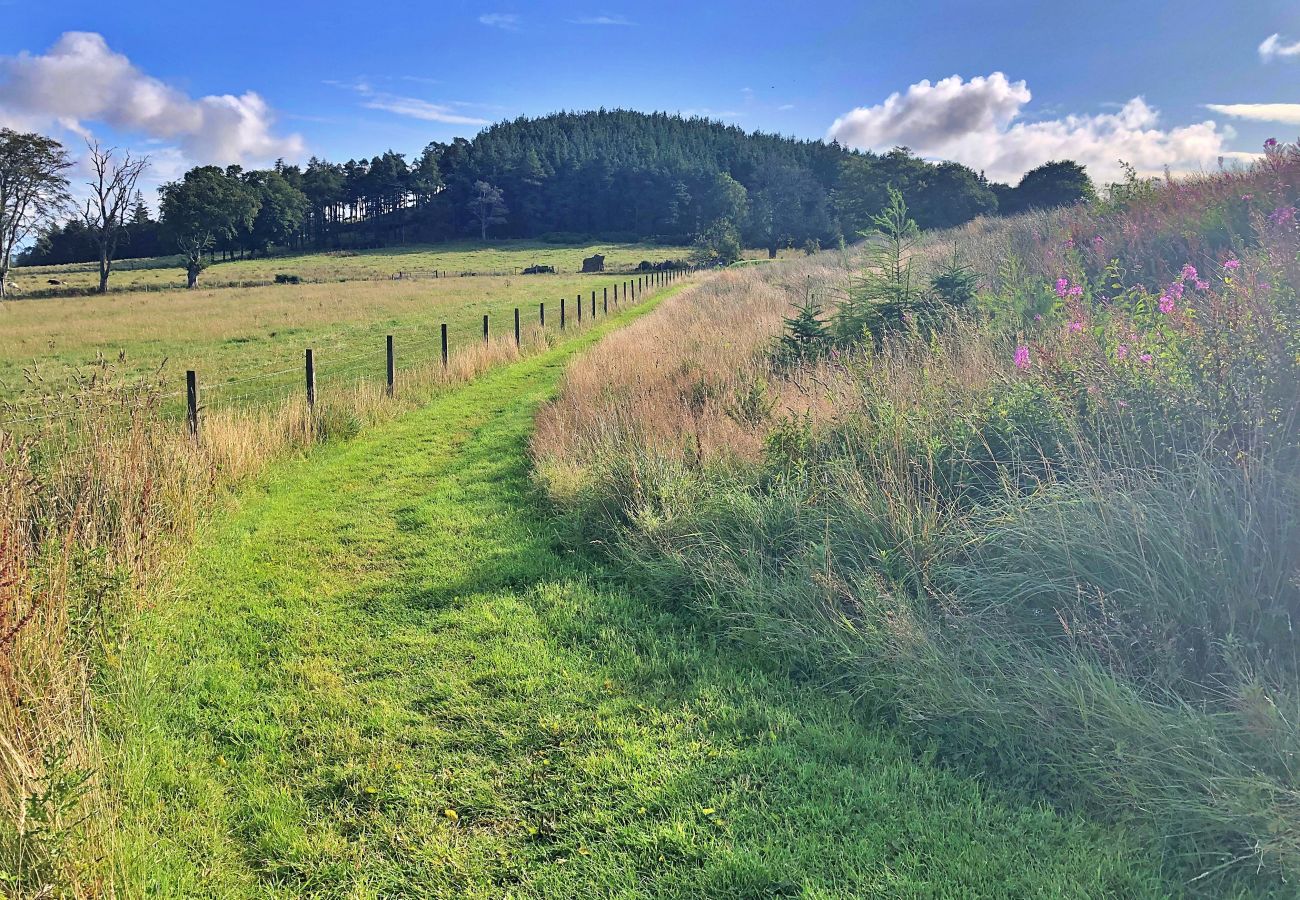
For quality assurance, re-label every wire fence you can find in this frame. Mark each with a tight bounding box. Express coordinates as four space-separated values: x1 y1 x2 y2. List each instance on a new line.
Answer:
1 269 691 436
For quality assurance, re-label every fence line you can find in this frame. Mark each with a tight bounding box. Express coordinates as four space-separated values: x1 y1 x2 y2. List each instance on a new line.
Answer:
1 267 690 435
181 267 688 439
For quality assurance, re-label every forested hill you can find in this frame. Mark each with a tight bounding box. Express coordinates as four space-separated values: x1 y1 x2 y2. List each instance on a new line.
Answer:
21 109 1093 266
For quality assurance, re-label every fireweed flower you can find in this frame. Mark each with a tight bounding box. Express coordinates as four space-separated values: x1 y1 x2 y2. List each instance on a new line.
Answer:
1014 345 1031 369
1224 259 1241 271
1068 284 1084 297
1195 279 1209 291
1116 344 1129 360
1069 320 1084 333
1055 278 1070 297
1264 138 1278 149
1269 206 1297 225
1169 281 1185 300
1159 295 1176 314
1140 352 1153 364
1180 264 1198 281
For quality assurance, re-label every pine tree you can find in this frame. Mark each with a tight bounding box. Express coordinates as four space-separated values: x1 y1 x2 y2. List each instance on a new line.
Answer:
779 292 829 363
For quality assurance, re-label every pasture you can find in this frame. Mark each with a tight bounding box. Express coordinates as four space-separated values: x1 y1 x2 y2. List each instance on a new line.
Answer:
0 267 655 418
9 240 694 296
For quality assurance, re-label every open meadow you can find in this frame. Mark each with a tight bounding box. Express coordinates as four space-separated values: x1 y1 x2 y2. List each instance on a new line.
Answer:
9 240 695 296
0 267 662 423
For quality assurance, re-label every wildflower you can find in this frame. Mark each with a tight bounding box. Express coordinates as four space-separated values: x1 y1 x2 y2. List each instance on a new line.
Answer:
1068 284 1084 297
1180 264 1198 281
444 808 459 821
1264 138 1278 149
1033 313 1043 322
1116 344 1129 360
1168 280 1185 300
1241 194 1253 202
1194 279 1209 291
1014 345 1031 370
1268 206 1297 226
1158 295 1175 314
1093 235 1104 248
1140 352 1153 364
701 807 717 815
1223 259 1241 271
1068 320 1084 333
1064 238 1075 249
1055 277 1069 298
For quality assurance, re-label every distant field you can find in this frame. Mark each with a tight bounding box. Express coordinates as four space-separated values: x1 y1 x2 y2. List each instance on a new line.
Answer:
0 269 653 418
10 240 695 295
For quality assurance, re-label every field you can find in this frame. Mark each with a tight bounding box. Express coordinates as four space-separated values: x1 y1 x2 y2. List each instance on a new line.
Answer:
5 141 1298 896
9 240 695 296
0 268 659 417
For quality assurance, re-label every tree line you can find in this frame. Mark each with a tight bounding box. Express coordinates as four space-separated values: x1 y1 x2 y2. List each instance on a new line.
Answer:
12 110 1095 289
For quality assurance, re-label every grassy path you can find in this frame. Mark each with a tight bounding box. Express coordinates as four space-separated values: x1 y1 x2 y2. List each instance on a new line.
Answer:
104 297 1168 898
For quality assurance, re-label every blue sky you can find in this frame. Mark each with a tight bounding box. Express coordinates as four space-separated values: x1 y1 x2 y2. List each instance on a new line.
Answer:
3 0 1299 195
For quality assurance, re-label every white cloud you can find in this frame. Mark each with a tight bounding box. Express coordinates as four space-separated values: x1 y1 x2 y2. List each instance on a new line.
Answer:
827 72 1239 183
1206 103 1300 125
0 31 303 166
361 94 490 125
1259 33 1300 62
570 14 635 25
478 13 521 29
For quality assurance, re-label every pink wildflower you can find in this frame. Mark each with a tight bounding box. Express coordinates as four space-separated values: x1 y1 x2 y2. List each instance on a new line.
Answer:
1168 281 1185 300
1055 278 1069 298
1033 313 1043 322
1264 138 1278 150
1194 279 1209 291
1116 344 1129 360
1223 259 1241 271
1140 352 1153 364
1068 284 1084 297
1269 206 1296 225
1069 320 1084 333
1180 264 1198 281
1014 345 1031 370
1158 295 1175 314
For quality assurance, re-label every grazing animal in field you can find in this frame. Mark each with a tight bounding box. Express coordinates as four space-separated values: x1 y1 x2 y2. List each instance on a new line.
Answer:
47 279 63 285
581 254 605 273
522 264 555 275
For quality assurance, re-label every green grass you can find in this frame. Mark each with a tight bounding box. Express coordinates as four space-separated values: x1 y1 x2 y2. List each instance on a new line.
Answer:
11 240 691 295
0 267 651 411
100 296 1170 897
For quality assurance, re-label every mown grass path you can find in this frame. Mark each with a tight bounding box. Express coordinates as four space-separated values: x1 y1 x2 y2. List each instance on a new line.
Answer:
104 296 1167 898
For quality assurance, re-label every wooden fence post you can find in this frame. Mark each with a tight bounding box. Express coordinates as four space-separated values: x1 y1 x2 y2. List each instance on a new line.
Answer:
483 314 489 343
561 297 566 329
441 323 448 368
591 290 596 318
514 307 520 347
603 286 608 314
386 335 395 397
576 293 582 322
186 370 199 439
539 301 545 327
305 349 315 409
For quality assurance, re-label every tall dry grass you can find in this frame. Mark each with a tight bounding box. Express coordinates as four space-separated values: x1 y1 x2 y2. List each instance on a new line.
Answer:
532 148 1300 890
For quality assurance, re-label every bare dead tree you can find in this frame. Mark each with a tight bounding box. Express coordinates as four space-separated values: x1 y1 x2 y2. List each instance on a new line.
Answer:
0 128 72 299
83 140 150 294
